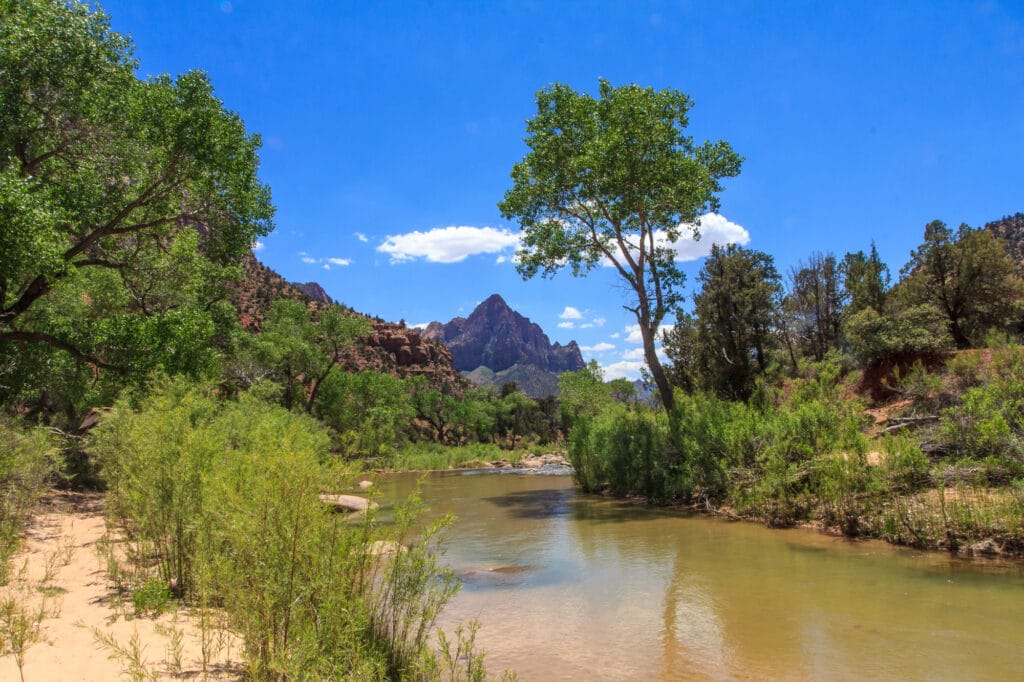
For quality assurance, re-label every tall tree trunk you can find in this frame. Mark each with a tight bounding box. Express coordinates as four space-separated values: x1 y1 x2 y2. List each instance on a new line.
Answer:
640 324 676 413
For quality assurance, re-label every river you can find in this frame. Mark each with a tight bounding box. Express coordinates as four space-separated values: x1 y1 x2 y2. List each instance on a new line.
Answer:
376 471 1024 681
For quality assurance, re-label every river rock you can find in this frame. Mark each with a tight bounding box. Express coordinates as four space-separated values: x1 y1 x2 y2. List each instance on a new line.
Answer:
968 538 1002 557
357 480 373 490
518 452 571 468
319 494 379 513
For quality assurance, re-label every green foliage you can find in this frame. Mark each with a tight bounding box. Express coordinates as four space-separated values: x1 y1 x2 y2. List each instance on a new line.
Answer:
840 242 890 316
844 303 953 365
880 434 931 492
940 347 1024 466
894 361 949 413
89 376 489 680
673 244 781 400
557 361 613 423
898 220 1023 348
499 78 742 411
0 0 272 427
390 442 515 471
568 404 669 500
131 578 172 617
0 420 57 582
316 370 415 457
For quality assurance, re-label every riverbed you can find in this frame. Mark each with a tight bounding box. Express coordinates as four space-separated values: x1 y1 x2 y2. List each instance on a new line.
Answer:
376 471 1024 681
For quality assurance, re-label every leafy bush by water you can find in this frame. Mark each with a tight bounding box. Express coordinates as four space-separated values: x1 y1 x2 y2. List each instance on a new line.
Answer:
89 377 488 680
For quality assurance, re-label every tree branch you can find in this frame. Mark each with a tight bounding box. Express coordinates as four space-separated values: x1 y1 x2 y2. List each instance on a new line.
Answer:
0 331 126 372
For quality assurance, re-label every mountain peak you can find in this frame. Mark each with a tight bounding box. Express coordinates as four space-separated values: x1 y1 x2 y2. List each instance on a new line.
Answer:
424 294 585 381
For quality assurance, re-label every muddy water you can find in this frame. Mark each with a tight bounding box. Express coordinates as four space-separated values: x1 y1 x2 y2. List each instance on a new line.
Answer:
376 471 1024 681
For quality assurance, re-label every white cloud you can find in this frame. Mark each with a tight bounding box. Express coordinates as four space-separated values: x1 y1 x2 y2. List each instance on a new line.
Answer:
622 347 646 360
601 212 749 267
560 306 583 320
301 254 353 268
410 322 430 329
624 323 674 345
495 255 508 264
602 360 646 381
253 240 265 252
581 342 615 353
610 332 620 339
557 321 575 329
378 226 520 264
591 317 606 327
354 232 368 243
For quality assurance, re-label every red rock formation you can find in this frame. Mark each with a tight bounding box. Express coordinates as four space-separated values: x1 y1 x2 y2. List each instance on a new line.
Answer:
231 253 464 391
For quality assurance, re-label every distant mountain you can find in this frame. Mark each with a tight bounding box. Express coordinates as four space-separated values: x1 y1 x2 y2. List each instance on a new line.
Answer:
293 281 332 304
230 254 463 390
423 294 585 397
464 364 561 399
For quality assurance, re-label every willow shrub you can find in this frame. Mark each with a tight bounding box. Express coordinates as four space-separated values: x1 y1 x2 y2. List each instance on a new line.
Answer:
568 404 668 500
90 377 469 679
570 387 870 519
0 421 57 583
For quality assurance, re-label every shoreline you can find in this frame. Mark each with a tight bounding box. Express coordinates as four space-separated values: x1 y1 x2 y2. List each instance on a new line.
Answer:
0 491 242 682
368 461 1024 563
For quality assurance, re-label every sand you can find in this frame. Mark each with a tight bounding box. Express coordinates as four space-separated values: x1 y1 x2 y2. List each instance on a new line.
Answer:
0 492 243 681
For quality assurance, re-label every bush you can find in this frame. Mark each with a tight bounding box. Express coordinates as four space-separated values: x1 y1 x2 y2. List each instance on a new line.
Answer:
940 350 1024 466
568 405 669 500
89 377 481 679
845 304 952 365
0 422 57 583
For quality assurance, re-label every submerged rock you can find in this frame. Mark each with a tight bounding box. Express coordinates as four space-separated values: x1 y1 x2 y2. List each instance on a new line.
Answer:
319 494 378 513
357 480 373 490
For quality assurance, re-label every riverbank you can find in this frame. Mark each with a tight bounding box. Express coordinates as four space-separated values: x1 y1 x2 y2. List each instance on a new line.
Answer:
0 492 241 681
374 446 1024 560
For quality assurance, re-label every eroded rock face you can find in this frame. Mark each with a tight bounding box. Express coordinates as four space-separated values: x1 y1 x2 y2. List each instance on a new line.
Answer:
231 253 464 391
423 294 585 374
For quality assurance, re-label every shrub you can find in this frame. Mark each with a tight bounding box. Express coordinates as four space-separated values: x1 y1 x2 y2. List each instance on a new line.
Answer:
89 377 482 679
567 405 669 500
0 422 57 583
845 304 952 365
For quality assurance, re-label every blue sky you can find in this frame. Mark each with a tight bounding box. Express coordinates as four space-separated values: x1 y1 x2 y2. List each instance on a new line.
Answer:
102 0 1024 379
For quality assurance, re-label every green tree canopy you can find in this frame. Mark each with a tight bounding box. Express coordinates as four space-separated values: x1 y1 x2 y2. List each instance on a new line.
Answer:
841 242 890 316
499 79 742 412
668 244 781 401
0 0 273 375
897 220 1022 348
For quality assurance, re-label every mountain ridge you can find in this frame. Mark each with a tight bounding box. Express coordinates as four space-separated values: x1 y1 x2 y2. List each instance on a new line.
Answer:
423 293 585 397
231 253 464 390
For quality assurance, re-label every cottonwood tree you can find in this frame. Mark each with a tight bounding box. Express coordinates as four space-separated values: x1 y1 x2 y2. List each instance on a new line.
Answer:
0 1 273 406
499 80 742 412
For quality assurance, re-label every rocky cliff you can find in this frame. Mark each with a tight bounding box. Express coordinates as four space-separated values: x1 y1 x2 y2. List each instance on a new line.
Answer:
423 294 585 373
985 212 1024 266
423 294 584 396
231 254 461 389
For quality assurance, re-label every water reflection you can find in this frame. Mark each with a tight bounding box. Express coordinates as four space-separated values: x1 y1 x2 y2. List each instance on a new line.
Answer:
377 472 1024 681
